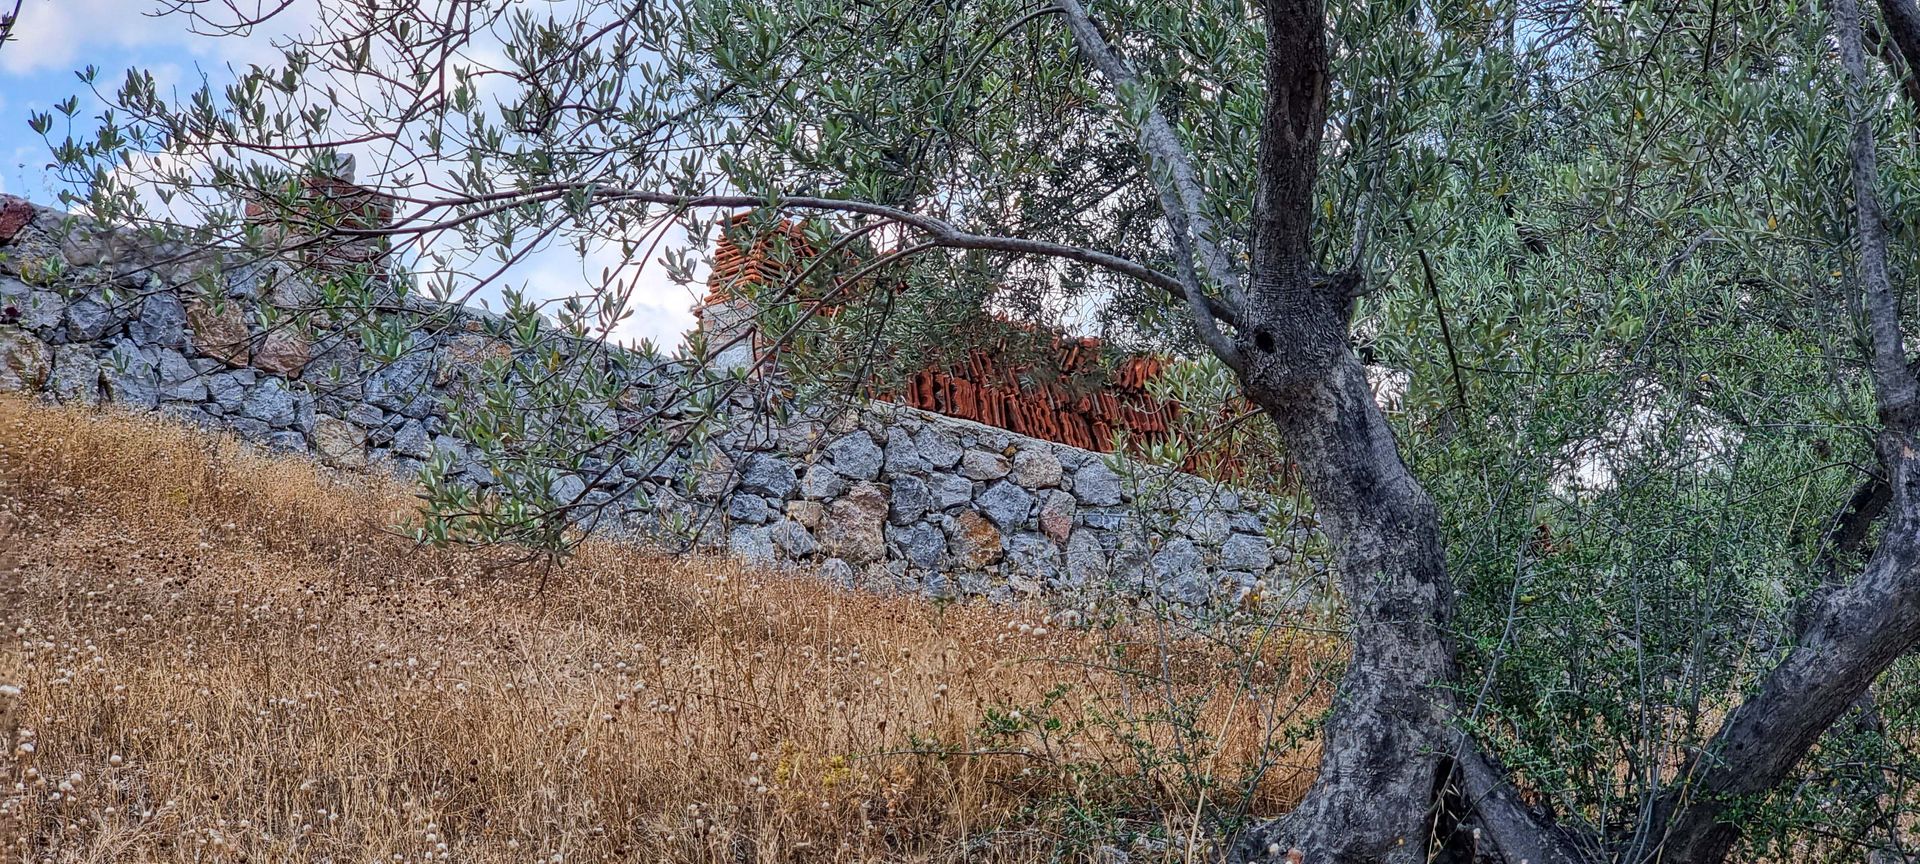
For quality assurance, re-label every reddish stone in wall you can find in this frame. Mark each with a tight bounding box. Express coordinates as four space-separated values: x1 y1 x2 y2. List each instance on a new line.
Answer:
0 196 35 244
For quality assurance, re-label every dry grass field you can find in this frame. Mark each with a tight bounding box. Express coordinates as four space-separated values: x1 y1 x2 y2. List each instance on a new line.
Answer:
0 397 1336 863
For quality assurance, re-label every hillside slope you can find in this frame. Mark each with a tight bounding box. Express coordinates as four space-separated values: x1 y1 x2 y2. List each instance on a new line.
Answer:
0 398 1331 863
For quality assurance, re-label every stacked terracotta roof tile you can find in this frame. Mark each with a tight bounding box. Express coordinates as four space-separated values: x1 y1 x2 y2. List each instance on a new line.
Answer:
894 340 1179 453
698 213 1187 455
703 214 818 307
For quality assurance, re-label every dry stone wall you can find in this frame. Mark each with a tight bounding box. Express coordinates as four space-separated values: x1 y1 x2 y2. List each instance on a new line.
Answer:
0 197 1318 612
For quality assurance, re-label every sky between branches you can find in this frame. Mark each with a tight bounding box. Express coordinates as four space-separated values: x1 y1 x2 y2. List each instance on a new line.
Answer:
0 0 704 348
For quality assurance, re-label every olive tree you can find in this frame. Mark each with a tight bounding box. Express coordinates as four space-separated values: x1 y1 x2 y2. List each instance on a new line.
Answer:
33 0 1920 859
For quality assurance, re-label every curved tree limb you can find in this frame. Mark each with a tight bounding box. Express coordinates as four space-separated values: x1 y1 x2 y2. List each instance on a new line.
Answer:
1054 0 1248 369
0 0 23 46
1455 741 1593 864
1248 0 1330 284
1640 2 1920 859
1843 0 1920 429
1877 0 1920 104
325 184 1237 322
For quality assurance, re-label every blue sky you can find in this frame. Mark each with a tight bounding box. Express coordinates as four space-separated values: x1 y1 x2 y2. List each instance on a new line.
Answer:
0 0 704 347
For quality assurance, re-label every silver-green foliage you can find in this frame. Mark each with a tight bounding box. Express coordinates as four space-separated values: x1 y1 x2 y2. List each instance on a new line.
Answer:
34 0 1920 856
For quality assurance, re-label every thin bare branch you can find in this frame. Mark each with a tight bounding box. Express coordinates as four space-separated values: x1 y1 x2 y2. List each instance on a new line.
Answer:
1054 0 1247 369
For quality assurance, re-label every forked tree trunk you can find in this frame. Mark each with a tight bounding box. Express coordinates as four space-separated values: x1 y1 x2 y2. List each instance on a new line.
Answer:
1052 0 1920 860
1219 2 1470 855
1229 339 1460 863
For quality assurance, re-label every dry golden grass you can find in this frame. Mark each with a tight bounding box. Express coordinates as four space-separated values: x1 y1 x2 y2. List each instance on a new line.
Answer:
0 397 1335 863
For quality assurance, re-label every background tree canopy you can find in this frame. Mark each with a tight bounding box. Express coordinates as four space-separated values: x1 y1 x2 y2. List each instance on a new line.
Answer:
31 0 1920 860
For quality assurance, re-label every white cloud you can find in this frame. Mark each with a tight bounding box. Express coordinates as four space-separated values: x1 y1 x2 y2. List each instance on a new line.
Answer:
4 0 311 75
7 0 167 74
624 293 701 349
516 229 706 350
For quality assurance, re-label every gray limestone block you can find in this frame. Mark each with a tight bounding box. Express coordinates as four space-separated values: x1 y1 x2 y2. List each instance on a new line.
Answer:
226 416 272 443
776 418 825 454
799 462 848 499
429 434 468 466
388 455 429 482
1010 447 1063 488
819 557 857 589
102 339 158 409
921 569 956 600
888 475 930 525
366 350 436 418
241 378 298 427
0 277 65 335
461 458 494 487
738 452 798 498
1064 530 1108 587
692 449 737 499
65 298 120 342
305 333 368 399
1111 532 1153 592
206 371 249 413
1055 448 1095 473
729 525 777 567
346 401 385 428
727 493 773 525
1072 460 1124 506
1006 532 1061 582
887 521 946 570
913 424 963 469
825 431 884 480
883 426 928 475
1151 538 1207 605
153 347 206 401
1175 508 1232 545
637 453 684 484
1220 533 1274 572
971 426 1012 452
225 261 268 300
977 480 1035 530
573 492 617 532
128 292 189 349
930 472 973 510
292 391 316 434
551 473 588 504
0 329 52 392
770 519 818 558
266 430 309 453
390 417 432 459
158 402 219 430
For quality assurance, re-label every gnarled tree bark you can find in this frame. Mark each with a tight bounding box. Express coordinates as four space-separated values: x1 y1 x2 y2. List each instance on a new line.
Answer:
1637 0 1920 859
1068 0 1920 861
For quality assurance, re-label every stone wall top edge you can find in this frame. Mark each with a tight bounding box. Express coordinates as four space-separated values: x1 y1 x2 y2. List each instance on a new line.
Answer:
5 196 1265 504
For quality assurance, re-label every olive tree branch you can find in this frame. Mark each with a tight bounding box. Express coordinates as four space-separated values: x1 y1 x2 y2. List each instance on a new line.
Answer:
1053 0 1247 370
318 184 1226 323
